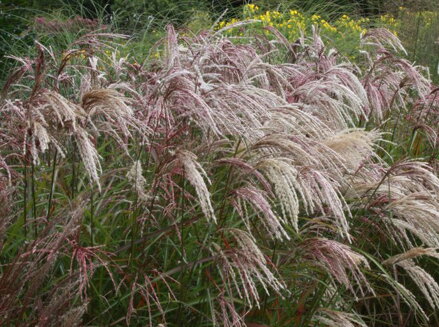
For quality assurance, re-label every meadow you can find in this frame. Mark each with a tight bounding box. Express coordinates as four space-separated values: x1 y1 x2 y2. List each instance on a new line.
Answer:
1 1 439 326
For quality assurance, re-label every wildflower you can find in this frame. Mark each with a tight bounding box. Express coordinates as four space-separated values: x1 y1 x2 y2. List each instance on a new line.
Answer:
244 3 259 12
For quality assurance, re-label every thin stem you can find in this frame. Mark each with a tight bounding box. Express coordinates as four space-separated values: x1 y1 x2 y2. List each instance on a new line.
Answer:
218 138 242 229
23 161 28 238
90 190 94 246
71 160 76 199
46 149 58 220
31 160 37 238
71 141 77 199
411 12 421 62
179 172 187 260
175 172 188 322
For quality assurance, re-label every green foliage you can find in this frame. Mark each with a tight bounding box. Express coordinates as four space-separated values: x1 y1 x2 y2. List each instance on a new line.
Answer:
381 7 439 83
0 0 111 81
0 2 34 80
111 0 209 31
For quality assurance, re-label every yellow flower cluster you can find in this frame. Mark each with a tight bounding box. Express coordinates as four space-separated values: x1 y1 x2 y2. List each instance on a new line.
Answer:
335 14 368 34
215 4 439 64
379 14 399 35
217 5 370 41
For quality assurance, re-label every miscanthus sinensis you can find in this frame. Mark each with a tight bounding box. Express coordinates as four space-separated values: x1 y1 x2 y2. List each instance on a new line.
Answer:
1 24 439 326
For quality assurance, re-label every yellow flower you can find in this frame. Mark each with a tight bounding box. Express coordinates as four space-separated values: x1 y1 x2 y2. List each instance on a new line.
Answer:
244 3 259 13
290 10 298 16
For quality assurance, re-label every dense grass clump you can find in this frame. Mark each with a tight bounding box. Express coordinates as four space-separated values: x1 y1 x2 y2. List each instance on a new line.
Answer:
0 23 439 326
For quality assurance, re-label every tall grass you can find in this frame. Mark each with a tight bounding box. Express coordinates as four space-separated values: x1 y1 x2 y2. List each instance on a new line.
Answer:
0 0 112 82
0 22 439 326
